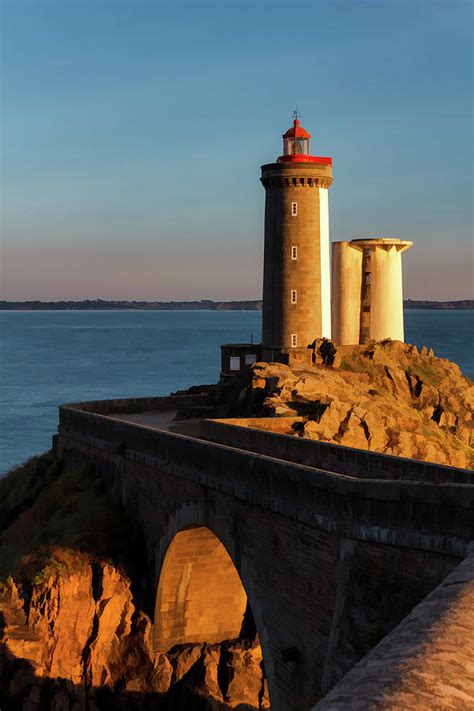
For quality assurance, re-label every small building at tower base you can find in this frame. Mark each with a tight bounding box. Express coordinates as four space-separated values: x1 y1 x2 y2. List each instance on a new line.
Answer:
220 343 315 380
220 343 262 381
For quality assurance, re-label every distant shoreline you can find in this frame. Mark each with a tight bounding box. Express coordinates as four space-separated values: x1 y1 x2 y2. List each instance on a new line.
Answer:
1 299 473 311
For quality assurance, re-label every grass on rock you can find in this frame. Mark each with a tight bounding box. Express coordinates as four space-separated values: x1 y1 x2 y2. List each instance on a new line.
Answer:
0 454 148 599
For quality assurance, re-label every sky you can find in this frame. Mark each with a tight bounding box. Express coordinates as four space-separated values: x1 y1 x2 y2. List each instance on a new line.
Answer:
1 0 473 301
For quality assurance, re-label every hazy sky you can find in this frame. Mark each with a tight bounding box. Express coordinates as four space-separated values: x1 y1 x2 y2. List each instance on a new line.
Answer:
1 0 473 301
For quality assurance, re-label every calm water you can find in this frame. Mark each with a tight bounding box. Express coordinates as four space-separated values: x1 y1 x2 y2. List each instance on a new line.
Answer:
1 309 473 475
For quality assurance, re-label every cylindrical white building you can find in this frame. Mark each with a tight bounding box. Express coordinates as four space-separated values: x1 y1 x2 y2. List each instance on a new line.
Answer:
331 238 413 345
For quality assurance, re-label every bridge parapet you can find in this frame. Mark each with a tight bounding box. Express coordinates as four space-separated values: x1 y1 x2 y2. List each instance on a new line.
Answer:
63 392 210 416
313 551 474 710
57 398 474 556
197 418 473 485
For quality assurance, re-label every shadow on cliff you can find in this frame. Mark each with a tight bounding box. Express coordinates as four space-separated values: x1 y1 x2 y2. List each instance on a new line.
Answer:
0 452 153 615
0 611 262 710
0 456 266 710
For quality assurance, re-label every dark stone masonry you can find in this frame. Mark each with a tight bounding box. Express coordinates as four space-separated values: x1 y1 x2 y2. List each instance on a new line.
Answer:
56 391 474 710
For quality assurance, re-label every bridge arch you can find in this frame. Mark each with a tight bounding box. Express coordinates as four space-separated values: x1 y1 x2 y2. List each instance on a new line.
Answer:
154 525 248 650
152 504 275 705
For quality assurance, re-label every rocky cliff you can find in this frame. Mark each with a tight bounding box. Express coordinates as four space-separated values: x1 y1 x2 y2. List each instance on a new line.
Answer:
0 455 268 710
236 340 474 468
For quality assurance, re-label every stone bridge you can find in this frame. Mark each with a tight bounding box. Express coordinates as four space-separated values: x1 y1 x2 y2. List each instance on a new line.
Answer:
56 393 474 710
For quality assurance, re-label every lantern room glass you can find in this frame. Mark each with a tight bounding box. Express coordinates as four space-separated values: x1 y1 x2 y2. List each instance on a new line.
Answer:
283 136 310 156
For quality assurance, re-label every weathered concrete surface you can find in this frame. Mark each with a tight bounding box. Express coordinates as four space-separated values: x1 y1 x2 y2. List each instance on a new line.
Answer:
111 409 178 429
314 551 474 710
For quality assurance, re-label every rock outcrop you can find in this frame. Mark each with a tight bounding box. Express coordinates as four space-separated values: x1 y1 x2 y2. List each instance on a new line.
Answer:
0 557 267 710
241 340 474 468
0 456 268 710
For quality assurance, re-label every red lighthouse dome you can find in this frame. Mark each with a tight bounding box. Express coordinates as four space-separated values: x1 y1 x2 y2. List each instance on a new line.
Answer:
277 115 332 165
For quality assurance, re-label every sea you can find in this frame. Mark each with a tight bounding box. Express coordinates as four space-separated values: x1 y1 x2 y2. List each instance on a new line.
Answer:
1 309 473 476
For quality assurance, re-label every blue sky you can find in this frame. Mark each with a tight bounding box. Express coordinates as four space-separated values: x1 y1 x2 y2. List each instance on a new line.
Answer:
1 0 472 300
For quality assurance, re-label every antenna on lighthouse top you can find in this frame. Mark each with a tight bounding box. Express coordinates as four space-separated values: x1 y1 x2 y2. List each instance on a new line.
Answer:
293 107 301 121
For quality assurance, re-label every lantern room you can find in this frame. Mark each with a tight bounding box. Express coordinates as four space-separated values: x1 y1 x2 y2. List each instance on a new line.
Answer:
282 118 311 156
277 115 332 165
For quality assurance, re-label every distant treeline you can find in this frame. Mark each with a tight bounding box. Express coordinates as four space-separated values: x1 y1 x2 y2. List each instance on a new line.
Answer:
1 299 473 311
0 299 263 311
403 300 474 310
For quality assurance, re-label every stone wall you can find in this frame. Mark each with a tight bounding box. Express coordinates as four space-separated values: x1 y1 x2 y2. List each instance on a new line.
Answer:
154 526 248 650
63 392 209 416
56 400 474 710
58 405 474 552
198 418 473 485
314 551 474 710
321 540 460 692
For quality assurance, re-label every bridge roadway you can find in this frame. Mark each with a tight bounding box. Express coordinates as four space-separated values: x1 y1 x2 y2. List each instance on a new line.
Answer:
56 393 474 710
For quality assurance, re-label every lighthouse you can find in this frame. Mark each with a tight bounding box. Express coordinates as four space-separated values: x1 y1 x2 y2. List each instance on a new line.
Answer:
219 113 414 379
260 114 333 362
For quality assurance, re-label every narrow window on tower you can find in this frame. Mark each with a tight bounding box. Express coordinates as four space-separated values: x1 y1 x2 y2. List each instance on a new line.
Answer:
362 305 370 327
291 334 297 348
291 202 297 216
291 290 297 304
291 246 298 260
